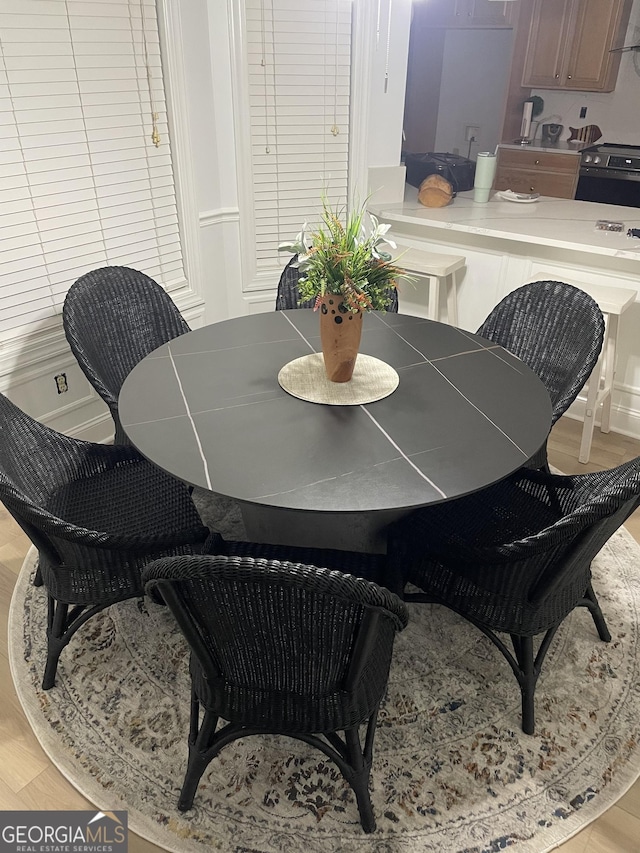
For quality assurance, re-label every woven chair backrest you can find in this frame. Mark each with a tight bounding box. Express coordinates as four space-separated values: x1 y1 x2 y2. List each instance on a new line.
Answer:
0 392 142 561
496 459 640 605
143 555 408 702
532 458 640 548
0 392 87 567
0 392 73 504
531 493 638 606
477 280 605 423
275 255 316 310
471 458 640 562
63 266 190 408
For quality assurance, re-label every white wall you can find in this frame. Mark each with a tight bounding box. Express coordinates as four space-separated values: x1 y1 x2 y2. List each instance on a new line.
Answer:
529 1 640 144
364 0 412 168
434 29 513 157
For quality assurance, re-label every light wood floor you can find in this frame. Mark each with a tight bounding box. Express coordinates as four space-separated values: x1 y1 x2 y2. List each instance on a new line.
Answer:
1 416 639 852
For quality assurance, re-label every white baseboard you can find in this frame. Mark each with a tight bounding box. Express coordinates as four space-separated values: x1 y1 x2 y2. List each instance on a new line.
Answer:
64 412 115 444
565 391 640 443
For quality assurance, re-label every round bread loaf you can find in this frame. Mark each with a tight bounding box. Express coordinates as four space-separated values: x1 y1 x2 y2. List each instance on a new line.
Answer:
418 173 454 208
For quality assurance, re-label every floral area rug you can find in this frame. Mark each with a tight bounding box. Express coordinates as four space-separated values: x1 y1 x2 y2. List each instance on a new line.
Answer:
8 491 640 853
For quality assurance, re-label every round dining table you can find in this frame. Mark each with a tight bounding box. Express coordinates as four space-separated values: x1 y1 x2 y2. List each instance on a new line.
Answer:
118 309 552 553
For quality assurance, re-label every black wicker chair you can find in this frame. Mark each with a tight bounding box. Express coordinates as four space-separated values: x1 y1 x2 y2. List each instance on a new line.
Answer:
275 254 400 312
63 266 190 444
142 554 409 832
387 458 640 734
0 392 398 688
477 280 604 469
0 392 210 689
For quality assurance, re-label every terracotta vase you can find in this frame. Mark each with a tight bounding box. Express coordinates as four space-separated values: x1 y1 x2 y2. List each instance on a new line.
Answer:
319 294 363 382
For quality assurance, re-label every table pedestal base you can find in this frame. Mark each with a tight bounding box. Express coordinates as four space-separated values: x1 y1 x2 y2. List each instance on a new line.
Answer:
239 504 407 555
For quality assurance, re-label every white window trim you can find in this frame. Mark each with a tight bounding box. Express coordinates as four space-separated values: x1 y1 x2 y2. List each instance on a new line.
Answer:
156 0 204 309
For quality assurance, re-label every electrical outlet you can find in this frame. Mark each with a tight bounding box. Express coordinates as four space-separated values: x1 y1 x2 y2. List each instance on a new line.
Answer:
54 373 68 394
465 125 480 142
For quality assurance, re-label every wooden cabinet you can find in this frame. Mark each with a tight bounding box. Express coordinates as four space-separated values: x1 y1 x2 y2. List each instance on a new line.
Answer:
419 0 515 28
494 147 580 199
522 0 632 91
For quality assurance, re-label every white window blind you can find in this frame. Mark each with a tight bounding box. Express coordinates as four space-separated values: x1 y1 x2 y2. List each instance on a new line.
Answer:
0 0 184 337
245 0 352 271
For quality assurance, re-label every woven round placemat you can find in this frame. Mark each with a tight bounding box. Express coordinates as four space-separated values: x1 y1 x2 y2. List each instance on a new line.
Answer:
277 352 399 405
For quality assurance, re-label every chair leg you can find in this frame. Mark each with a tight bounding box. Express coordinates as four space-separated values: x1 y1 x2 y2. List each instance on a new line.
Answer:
512 635 536 736
178 694 219 812
343 724 376 833
582 581 611 642
509 588 611 735
43 595 110 690
176 689 380 831
43 597 70 690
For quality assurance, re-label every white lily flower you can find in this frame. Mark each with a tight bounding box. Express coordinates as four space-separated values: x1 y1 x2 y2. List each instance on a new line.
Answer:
299 222 313 249
368 213 396 250
278 221 313 256
278 240 300 254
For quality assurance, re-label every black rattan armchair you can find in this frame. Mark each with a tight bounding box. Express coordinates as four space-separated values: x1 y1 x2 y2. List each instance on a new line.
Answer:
477 280 604 469
63 266 190 443
142 554 409 832
0 393 210 689
387 458 640 734
276 254 400 312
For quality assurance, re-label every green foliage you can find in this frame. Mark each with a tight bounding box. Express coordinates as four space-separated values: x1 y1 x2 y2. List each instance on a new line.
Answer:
278 198 406 313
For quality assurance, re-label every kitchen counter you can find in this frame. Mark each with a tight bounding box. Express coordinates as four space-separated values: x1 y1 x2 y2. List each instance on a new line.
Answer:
370 186 640 262
497 141 588 155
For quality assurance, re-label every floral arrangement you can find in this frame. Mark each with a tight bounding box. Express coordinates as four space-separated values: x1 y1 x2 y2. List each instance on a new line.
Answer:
278 198 405 313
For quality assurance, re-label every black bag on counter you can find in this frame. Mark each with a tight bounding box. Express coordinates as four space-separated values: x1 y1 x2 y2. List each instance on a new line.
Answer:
405 152 476 194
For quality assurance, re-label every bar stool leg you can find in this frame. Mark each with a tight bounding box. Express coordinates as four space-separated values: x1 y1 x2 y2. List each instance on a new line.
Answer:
427 275 440 322
600 314 618 434
445 273 458 326
579 354 605 464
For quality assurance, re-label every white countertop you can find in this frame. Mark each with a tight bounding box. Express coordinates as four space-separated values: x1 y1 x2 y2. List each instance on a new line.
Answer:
370 187 640 261
497 141 587 155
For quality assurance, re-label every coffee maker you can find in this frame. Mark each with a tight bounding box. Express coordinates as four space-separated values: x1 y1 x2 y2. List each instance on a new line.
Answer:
541 123 563 144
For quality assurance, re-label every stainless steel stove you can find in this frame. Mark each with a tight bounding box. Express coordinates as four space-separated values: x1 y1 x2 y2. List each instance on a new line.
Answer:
575 143 640 208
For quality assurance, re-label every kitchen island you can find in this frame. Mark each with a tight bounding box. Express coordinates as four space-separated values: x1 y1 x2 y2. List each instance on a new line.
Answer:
371 186 640 268
370 186 640 441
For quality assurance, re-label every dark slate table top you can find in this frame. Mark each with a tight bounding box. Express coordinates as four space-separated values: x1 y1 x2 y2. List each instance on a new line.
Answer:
119 310 552 514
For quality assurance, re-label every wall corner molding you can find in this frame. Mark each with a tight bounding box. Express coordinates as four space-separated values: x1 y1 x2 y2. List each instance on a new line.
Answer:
199 208 241 228
156 0 204 300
